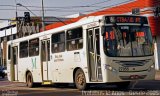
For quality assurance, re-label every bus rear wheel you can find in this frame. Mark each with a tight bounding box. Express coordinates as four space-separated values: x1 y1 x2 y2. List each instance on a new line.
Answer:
26 72 34 88
75 69 88 90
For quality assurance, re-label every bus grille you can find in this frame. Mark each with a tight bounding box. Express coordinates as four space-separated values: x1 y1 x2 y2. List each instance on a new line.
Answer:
119 75 147 80
113 59 151 67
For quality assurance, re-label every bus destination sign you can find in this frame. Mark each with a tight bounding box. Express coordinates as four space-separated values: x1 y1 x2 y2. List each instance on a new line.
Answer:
105 16 148 24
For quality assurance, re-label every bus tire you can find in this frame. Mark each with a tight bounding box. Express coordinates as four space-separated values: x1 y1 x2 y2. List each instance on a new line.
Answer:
75 69 88 90
26 72 34 88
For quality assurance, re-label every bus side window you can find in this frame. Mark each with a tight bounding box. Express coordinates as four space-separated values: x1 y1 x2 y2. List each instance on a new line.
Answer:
29 38 39 57
52 32 65 53
19 41 28 58
67 27 83 51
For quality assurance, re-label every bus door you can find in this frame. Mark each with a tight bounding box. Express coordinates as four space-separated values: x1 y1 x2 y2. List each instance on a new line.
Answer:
87 28 102 82
41 39 50 81
11 46 18 81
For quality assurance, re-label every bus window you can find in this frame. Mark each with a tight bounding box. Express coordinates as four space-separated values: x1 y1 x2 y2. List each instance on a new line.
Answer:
29 38 39 56
136 32 145 44
104 26 153 57
41 40 50 61
52 32 65 53
20 41 28 58
105 31 115 40
67 27 83 51
104 27 117 56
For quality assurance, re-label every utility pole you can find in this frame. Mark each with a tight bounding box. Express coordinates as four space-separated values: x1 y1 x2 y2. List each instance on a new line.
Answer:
10 0 17 81
41 0 45 31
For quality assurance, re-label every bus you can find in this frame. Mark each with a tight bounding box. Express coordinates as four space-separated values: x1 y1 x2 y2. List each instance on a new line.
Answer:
6 15 155 90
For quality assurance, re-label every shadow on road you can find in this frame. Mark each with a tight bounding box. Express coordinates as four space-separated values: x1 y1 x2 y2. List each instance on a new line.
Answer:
88 80 160 91
30 80 160 91
1 80 160 96
0 77 7 81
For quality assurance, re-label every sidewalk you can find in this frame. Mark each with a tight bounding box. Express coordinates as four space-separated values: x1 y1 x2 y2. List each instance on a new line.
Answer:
155 70 160 80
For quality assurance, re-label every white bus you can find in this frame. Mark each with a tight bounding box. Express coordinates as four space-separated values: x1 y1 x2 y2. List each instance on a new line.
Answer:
7 15 155 90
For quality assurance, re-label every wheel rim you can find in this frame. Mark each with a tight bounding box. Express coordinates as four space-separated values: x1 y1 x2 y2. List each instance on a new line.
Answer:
76 73 85 86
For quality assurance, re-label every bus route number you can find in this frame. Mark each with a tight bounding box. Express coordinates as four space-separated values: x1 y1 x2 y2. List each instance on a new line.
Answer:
119 67 129 72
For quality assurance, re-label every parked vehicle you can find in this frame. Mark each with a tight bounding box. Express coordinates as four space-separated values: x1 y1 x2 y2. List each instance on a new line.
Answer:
0 66 6 78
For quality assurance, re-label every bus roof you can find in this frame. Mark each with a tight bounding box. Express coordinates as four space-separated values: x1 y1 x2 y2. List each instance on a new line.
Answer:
7 14 147 44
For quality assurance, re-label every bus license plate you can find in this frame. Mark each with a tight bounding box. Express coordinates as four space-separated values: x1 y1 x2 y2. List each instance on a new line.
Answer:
119 67 129 72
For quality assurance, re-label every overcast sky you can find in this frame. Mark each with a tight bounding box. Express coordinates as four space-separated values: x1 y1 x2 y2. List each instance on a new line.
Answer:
0 0 133 19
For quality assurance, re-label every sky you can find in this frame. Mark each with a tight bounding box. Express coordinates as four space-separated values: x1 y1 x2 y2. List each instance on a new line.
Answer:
0 0 133 19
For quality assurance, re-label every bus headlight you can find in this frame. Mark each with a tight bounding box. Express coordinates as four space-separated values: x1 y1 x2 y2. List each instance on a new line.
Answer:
105 64 117 72
150 65 154 68
148 65 154 72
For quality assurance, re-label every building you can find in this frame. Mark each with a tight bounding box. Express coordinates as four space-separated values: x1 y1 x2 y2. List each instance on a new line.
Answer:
0 16 71 66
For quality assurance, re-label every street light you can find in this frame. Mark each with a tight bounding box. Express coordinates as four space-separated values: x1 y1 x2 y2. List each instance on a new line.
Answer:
16 3 37 17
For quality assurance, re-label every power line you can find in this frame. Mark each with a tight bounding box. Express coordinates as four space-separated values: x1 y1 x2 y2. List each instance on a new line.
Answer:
0 5 15 7
0 4 99 9
0 0 156 18
85 0 132 12
0 0 158 10
0 5 153 12
0 0 128 10
86 0 112 6
0 0 154 13
0 8 86 12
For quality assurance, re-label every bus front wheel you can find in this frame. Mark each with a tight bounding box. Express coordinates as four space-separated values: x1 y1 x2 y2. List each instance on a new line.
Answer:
26 72 34 88
75 69 88 90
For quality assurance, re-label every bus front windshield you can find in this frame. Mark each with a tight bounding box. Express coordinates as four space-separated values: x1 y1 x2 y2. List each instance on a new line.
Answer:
103 25 153 57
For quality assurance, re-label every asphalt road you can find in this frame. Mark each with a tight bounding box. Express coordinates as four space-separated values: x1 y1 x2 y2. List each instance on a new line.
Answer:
0 76 160 96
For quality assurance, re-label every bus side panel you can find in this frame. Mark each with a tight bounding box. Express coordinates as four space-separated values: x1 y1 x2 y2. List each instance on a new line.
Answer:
50 49 88 83
49 53 59 82
51 52 74 83
7 60 11 81
64 50 87 83
29 56 42 83
18 56 42 83
18 58 26 82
